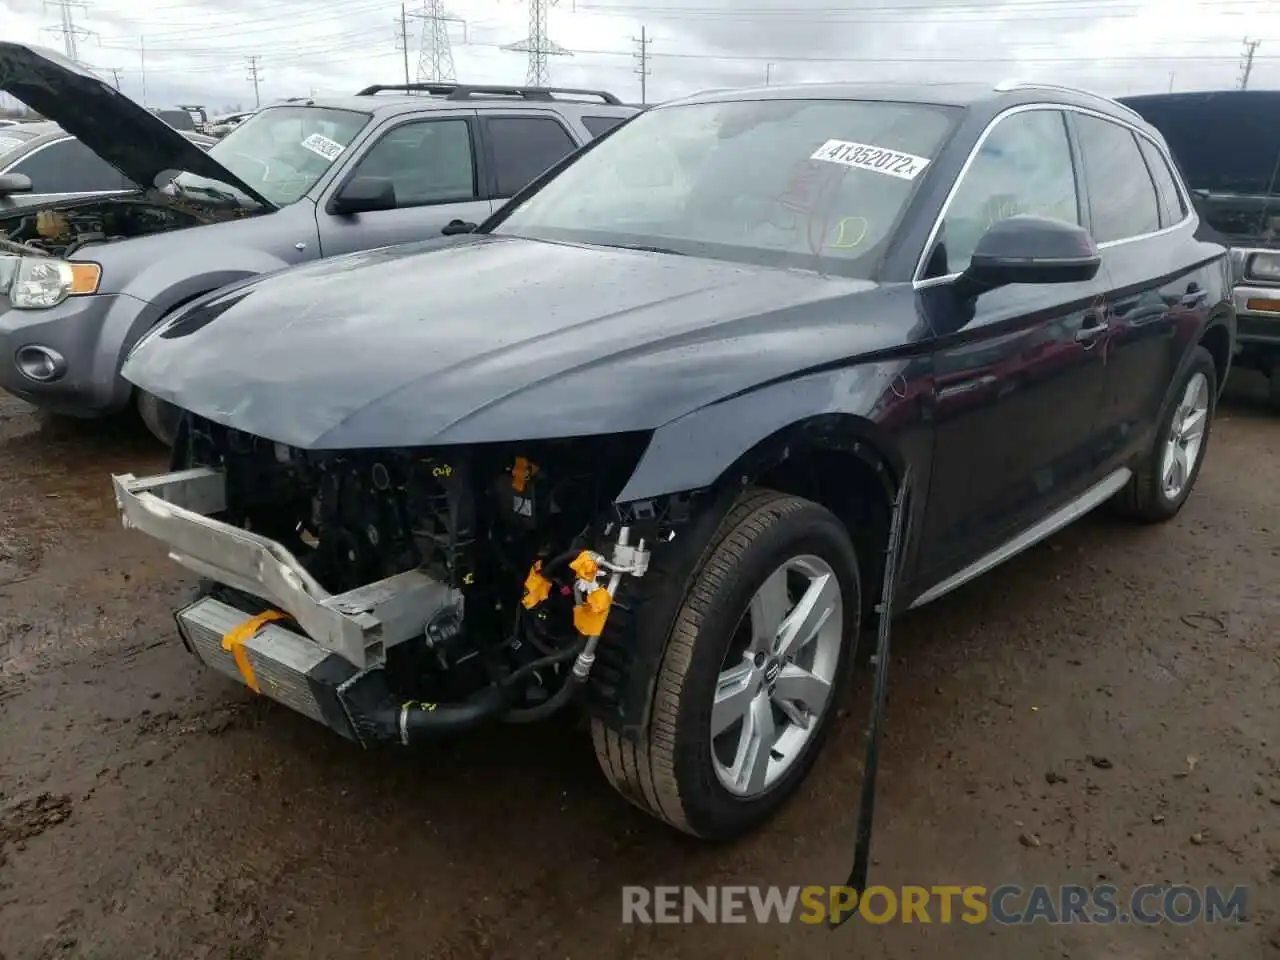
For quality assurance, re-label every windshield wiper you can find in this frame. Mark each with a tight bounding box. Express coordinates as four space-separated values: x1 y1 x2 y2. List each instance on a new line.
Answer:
171 180 242 204
598 242 686 256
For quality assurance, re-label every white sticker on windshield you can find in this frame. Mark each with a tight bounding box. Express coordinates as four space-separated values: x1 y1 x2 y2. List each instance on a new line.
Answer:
809 139 931 180
301 133 345 161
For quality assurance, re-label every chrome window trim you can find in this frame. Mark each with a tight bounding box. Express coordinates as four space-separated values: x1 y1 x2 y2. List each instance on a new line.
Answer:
911 101 1195 289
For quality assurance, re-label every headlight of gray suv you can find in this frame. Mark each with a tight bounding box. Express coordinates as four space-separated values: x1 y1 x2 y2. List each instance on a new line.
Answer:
1248 251 1280 283
2 256 102 309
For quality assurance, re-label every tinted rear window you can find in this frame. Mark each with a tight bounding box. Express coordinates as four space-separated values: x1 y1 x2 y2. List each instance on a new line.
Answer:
582 115 626 138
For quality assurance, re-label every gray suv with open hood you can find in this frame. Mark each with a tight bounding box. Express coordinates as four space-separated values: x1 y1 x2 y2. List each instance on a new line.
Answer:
0 42 636 439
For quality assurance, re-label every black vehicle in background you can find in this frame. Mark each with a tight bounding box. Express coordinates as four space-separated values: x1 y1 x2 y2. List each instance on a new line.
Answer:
1122 90 1280 409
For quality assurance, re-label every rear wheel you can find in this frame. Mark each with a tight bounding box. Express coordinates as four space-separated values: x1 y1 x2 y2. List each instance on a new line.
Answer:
1113 345 1216 523
592 489 861 840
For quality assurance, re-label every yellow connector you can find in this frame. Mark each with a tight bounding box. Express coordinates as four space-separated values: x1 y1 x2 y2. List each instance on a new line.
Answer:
573 586 613 637
522 560 553 609
569 550 599 583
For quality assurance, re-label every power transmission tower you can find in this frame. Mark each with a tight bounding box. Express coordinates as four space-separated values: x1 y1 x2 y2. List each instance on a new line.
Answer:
502 0 570 87
410 0 465 84
395 4 412 84
245 55 263 108
41 0 95 63
632 26 651 104
1239 37 1262 89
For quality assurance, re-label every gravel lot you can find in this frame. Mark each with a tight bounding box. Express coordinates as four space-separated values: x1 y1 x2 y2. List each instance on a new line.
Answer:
1 373 1277 960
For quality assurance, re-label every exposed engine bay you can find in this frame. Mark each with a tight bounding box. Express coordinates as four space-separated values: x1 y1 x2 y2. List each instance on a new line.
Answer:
0 192 247 258
143 413 692 740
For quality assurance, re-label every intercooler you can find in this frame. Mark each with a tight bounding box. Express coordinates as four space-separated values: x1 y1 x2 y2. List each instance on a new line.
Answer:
176 594 361 740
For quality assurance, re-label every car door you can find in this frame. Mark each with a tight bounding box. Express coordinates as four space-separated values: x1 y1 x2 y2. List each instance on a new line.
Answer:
2 136 134 203
315 111 493 257
914 107 1111 578
1071 113 1211 470
478 113 584 212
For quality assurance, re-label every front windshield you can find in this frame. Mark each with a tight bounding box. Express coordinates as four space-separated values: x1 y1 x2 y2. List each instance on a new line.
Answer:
492 97 959 277
174 105 369 207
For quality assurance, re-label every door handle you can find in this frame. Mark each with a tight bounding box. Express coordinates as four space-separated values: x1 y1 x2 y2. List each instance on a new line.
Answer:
1075 321 1109 343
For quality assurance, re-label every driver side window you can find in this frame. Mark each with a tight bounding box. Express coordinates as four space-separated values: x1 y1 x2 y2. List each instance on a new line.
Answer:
933 109 1080 276
348 118 476 208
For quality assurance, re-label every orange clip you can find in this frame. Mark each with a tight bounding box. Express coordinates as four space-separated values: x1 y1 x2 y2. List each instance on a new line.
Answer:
573 587 613 637
569 550 599 583
511 456 538 494
221 609 290 693
522 560 552 609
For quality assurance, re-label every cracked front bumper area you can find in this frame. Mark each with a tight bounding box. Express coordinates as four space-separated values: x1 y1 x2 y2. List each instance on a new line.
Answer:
112 467 467 745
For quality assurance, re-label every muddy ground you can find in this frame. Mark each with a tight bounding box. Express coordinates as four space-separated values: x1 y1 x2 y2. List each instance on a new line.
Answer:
0 374 1277 960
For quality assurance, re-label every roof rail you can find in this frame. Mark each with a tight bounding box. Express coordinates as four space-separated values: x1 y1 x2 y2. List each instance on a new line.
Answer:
992 79 1144 122
353 82 622 104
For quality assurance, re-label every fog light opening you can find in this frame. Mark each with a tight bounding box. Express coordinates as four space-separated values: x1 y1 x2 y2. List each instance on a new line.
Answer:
15 345 67 383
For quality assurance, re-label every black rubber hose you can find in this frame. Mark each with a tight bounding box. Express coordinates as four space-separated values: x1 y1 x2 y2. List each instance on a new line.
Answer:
501 637 586 688
396 682 516 744
502 673 587 724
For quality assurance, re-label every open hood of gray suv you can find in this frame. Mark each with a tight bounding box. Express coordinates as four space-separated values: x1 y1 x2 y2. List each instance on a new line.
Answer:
0 42 274 208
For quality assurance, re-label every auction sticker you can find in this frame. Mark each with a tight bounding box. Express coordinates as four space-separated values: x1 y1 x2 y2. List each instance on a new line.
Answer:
810 139 930 180
301 133 345 161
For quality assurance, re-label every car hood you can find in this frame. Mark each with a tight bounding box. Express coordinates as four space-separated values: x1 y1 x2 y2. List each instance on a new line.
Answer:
122 235 904 449
0 42 273 208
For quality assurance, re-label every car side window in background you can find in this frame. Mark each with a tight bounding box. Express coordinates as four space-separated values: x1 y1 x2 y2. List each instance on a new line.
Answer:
486 116 578 197
582 115 625 138
1135 135 1187 228
1074 114 1161 243
936 109 1079 276
10 139 130 193
349 118 475 207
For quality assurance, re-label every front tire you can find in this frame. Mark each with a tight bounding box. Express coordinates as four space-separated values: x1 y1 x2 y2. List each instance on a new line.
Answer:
1114 345 1216 523
135 390 182 447
592 489 861 840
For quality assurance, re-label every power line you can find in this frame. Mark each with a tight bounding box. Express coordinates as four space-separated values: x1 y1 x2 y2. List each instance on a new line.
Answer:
41 0 95 63
502 0 570 86
246 54 264 107
1239 36 1262 88
409 0 465 83
632 25 651 104
395 3 412 84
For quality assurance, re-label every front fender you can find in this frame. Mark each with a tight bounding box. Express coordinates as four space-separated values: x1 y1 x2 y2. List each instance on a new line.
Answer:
94 250 294 407
616 360 912 503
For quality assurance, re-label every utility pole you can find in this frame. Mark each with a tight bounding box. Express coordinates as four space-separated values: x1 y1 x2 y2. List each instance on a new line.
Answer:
395 3 412 84
631 26 651 104
1239 37 1262 90
41 0 94 63
139 36 147 106
410 0 465 84
502 0 570 87
108 66 120 90
765 62 774 85
245 55 263 108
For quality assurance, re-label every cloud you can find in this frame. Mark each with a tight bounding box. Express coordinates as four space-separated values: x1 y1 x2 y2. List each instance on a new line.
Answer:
0 0 1276 114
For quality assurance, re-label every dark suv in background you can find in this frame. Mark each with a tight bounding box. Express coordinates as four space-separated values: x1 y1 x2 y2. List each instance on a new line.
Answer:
1123 90 1280 409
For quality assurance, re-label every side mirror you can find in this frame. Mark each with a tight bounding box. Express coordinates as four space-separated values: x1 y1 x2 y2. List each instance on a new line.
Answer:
0 173 33 197
441 219 477 236
331 177 396 215
957 215 1101 299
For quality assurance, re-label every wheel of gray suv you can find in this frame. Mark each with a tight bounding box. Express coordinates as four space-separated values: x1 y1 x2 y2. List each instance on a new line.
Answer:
1113 345 1217 523
135 390 182 447
591 489 861 840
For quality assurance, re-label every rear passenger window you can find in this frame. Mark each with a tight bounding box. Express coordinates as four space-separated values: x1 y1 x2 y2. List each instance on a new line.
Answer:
582 115 625 138
935 109 1079 276
1136 135 1186 228
486 117 578 197
1074 114 1160 243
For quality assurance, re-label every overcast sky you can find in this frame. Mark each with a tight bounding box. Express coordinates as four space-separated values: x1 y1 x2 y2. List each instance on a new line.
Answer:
1 0 1277 114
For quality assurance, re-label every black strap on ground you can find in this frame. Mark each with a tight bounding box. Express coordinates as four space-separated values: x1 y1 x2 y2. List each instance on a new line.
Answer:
832 465 911 930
